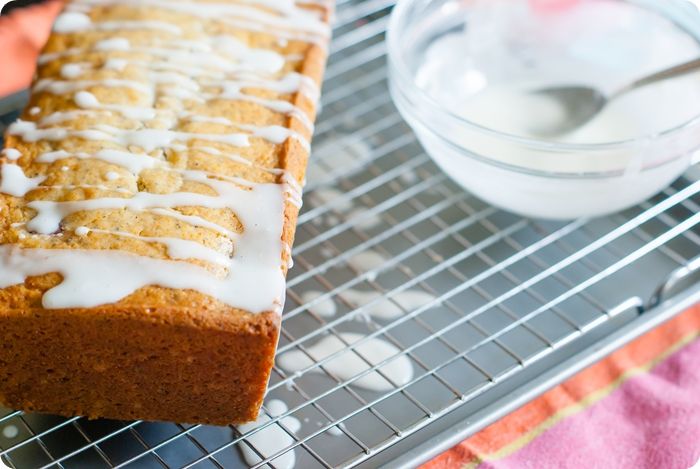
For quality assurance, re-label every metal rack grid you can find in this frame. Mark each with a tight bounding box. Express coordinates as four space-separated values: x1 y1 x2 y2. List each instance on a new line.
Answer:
2 1 700 467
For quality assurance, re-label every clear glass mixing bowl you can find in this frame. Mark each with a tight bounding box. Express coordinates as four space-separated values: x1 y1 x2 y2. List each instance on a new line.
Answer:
388 0 700 219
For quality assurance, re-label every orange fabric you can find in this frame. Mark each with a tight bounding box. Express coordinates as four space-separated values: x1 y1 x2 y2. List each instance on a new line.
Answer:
0 0 63 97
423 304 700 468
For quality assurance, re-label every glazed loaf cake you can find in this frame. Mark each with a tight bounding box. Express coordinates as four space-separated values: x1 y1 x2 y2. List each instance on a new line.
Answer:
0 0 330 424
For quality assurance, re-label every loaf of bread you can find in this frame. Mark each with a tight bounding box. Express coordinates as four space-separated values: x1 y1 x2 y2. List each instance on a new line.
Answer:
0 0 330 424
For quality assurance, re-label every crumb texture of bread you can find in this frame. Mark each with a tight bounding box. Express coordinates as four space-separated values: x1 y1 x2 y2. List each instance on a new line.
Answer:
0 0 330 424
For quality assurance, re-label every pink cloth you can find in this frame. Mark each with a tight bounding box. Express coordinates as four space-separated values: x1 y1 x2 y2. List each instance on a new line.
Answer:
482 338 700 469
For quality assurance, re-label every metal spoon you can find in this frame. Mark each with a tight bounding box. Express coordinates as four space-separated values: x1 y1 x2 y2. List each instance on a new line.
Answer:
530 57 700 137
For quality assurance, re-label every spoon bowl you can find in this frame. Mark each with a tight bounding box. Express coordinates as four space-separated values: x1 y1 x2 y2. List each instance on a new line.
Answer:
530 86 606 136
530 57 700 137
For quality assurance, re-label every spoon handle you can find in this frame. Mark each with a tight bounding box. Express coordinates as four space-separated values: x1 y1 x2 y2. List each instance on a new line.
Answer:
618 57 700 95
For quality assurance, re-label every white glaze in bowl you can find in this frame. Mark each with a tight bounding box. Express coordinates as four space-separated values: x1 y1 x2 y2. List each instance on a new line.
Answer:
389 0 700 219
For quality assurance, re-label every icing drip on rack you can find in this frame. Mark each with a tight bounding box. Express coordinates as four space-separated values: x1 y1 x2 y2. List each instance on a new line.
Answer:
0 0 329 313
238 399 301 469
277 333 414 392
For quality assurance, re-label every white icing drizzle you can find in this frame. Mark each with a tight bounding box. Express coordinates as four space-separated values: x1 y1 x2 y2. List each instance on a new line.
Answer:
179 113 311 150
9 121 250 153
35 73 316 129
241 0 323 17
94 37 131 52
53 12 92 33
203 72 320 103
24 172 270 235
182 115 233 126
35 78 153 96
79 227 232 266
0 244 284 311
237 123 310 153
74 90 105 107
72 0 330 41
208 90 315 131
189 145 268 170
1 149 21 161
36 37 319 129
74 91 158 120
103 58 128 71
148 208 238 239
99 20 183 35
0 163 292 311
22 110 309 153
38 111 90 126
0 164 46 197
35 146 300 204
282 242 294 269
41 36 283 73
0 0 322 314
282 172 303 208
60 62 89 79
54 12 183 35
277 333 414 392
37 149 158 174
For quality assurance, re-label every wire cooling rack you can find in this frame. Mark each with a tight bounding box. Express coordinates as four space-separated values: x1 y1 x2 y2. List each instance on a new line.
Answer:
2 1 700 468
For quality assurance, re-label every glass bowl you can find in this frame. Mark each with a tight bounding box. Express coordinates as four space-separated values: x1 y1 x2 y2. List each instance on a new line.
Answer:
388 0 700 219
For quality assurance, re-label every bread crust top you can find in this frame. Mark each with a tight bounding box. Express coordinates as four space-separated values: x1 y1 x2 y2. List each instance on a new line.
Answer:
0 0 331 317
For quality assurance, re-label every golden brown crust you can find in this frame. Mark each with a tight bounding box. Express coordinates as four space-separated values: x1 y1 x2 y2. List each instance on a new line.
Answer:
0 303 280 424
0 0 330 424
